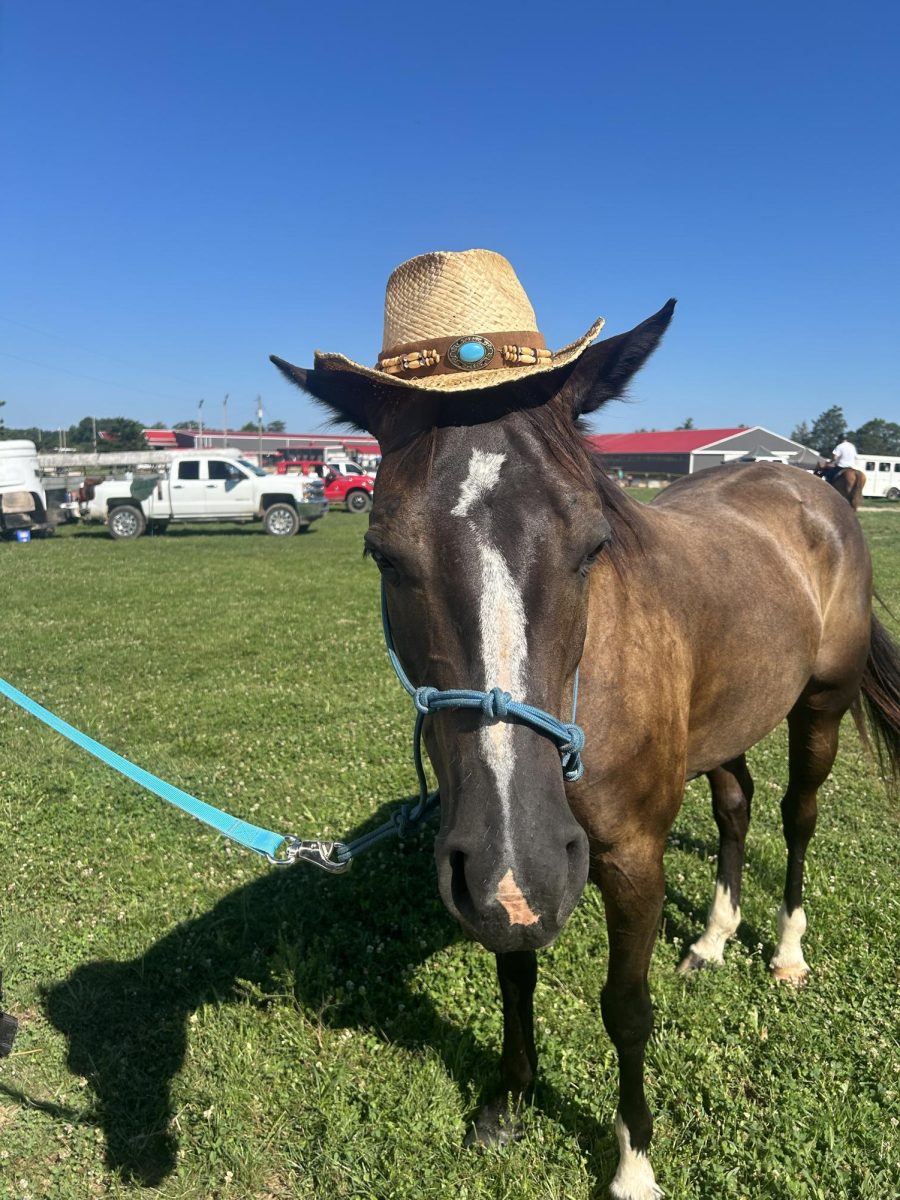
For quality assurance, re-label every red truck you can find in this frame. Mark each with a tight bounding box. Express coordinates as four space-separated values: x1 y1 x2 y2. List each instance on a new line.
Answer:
276 459 374 513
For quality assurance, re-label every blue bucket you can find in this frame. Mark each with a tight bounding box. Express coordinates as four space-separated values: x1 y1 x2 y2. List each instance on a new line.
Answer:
15 530 31 544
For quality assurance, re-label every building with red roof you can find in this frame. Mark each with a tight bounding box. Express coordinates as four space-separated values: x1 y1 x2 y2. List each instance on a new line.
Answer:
587 426 817 477
143 428 381 462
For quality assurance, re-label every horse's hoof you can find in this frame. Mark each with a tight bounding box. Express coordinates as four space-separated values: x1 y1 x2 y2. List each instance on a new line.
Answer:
676 949 717 976
464 1100 524 1149
770 963 809 988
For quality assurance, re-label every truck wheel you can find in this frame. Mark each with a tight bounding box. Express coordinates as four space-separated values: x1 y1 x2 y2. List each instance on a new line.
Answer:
109 505 146 540
346 489 372 514
264 503 300 536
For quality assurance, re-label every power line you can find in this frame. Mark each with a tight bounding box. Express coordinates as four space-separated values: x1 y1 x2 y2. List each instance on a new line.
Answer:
0 350 196 405
0 315 202 389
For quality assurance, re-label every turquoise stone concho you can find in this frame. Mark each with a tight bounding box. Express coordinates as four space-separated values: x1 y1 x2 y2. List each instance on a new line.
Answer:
447 336 495 371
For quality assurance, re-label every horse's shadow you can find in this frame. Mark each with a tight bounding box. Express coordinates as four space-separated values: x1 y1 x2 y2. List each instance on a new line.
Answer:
41 800 613 1187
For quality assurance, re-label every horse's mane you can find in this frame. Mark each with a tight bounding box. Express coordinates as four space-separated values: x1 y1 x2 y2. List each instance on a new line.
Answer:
521 403 647 570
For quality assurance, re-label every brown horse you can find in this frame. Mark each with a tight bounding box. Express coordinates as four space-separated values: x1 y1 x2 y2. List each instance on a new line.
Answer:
272 305 900 1199
814 463 867 509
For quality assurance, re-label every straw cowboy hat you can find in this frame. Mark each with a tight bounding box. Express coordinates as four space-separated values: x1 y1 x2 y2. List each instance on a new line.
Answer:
306 248 606 393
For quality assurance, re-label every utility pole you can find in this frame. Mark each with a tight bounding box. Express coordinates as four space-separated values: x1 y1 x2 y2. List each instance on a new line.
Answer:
91 416 97 454
198 398 205 449
256 396 263 465
223 393 229 448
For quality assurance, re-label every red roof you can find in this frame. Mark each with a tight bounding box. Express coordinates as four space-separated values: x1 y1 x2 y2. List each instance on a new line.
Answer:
141 429 381 455
587 428 749 455
144 430 178 447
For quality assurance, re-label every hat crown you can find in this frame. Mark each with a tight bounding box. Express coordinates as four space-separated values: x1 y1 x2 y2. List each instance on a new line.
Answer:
382 249 539 351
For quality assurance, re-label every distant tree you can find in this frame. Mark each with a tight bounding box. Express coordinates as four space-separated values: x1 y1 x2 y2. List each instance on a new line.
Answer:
149 421 168 430
790 420 812 445
848 419 900 456
68 416 147 452
675 417 694 430
807 406 846 457
0 424 57 448
240 421 258 432
266 419 286 433
172 421 195 430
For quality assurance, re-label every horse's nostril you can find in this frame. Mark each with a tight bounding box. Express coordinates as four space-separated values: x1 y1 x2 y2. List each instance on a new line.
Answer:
450 850 469 912
566 833 590 886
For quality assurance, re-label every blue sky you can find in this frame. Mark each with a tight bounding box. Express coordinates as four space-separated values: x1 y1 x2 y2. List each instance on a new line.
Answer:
1 1 898 439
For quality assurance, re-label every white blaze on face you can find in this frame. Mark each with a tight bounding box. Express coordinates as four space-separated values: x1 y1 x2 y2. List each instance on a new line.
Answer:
450 449 506 520
452 449 528 844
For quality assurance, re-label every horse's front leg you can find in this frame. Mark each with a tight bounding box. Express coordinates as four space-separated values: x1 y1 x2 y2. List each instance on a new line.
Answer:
597 838 666 1200
465 949 537 1146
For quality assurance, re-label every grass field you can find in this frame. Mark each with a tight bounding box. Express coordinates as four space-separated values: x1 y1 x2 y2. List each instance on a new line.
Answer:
1 507 898 1199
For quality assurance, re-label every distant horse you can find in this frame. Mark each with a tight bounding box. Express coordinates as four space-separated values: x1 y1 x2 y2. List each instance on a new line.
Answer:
814 463 867 509
273 305 900 1200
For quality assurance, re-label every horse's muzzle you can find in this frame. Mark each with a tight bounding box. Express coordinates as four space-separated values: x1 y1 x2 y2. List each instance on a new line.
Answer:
436 819 590 953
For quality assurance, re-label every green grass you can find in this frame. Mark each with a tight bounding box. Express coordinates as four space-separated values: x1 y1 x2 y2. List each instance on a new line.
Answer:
1 511 898 1199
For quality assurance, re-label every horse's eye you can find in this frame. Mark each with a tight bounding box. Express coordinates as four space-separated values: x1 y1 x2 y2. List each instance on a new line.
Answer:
580 531 611 576
580 546 604 575
366 546 396 574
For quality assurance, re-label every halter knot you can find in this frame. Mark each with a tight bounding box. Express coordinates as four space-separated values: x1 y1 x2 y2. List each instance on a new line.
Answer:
560 723 586 755
560 722 586 782
413 686 439 714
482 687 512 719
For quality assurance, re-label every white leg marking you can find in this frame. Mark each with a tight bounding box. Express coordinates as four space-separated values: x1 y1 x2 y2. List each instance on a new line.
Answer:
689 880 741 965
610 1114 664 1200
452 451 527 847
771 903 808 979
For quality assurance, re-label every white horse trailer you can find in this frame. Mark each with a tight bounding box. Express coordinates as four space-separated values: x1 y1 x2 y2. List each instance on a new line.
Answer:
858 455 900 500
0 440 53 536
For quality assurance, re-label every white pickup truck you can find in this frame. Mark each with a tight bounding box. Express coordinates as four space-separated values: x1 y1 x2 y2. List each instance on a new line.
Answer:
79 452 328 539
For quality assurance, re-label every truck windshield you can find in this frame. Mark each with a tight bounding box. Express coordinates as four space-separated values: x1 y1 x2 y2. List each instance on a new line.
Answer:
237 459 267 477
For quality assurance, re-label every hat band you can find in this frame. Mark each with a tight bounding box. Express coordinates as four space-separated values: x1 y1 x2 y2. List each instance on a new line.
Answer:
377 330 551 379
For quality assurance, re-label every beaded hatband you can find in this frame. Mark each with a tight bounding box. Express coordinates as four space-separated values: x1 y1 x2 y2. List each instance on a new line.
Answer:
377 330 553 379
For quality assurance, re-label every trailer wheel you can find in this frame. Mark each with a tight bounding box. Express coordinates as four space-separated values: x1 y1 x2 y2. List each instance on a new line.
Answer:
263 503 300 536
346 489 372 514
109 505 146 540
886 487 899 502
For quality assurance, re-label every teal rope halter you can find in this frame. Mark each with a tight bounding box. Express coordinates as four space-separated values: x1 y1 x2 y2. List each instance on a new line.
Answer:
380 582 585 809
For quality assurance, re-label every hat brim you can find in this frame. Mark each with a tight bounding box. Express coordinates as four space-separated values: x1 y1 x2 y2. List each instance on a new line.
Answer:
311 316 606 393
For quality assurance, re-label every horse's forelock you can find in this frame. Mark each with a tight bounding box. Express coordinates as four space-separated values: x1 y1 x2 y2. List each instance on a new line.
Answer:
380 390 644 568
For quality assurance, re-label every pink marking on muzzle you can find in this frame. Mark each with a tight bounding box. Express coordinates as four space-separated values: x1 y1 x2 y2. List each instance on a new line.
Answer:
496 869 540 927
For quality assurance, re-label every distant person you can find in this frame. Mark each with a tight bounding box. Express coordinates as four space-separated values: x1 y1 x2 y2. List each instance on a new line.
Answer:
822 433 857 482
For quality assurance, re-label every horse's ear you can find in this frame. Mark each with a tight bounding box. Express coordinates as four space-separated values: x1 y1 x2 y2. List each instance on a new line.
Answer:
557 299 676 417
270 355 392 436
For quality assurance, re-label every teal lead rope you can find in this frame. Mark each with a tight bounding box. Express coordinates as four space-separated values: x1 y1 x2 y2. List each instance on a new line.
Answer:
0 677 287 860
0 587 584 874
